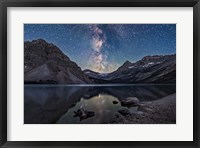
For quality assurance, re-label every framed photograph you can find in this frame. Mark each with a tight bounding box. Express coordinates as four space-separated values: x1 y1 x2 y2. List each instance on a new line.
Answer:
1 0 199 147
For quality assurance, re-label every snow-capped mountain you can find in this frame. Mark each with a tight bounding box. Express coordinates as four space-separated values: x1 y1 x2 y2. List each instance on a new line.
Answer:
24 39 175 84
84 54 176 84
83 69 109 80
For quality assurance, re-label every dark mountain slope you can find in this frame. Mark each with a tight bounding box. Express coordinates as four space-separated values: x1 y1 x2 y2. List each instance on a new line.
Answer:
84 54 176 84
24 39 92 84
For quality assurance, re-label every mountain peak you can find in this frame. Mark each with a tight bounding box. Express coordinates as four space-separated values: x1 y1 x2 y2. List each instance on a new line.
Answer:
24 39 93 84
124 60 132 65
116 60 132 71
83 69 100 75
122 60 132 67
33 38 48 43
140 54 175 64
141 55 162 61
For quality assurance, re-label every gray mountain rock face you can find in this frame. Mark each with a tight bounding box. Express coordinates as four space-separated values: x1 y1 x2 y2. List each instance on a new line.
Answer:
24 39 175 84
24 39 92 84
84 54 176 84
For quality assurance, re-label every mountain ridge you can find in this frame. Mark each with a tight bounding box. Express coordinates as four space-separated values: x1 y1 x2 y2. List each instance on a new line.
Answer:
24 39 176 84
84 54 176 84
24 39 92 84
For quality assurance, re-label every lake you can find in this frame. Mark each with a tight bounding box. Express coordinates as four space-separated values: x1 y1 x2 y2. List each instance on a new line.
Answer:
24 84 176 124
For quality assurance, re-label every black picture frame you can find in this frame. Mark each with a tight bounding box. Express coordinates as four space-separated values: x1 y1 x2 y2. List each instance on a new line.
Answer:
0 0 199 147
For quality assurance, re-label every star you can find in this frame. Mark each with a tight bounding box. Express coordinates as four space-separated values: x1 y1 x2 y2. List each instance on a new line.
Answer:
24 24 176 73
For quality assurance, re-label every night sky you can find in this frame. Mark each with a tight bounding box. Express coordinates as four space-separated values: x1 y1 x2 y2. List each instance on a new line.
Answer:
24 24 176 73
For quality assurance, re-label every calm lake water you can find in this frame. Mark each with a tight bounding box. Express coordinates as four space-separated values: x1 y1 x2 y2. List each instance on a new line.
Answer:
24 84 176 124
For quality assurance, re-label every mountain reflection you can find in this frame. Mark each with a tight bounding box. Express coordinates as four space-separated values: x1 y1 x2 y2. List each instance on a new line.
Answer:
24 85 176 124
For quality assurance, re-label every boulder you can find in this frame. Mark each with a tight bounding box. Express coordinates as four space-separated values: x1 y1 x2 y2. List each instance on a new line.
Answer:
121 97 140 107
74 108 95 121
118 109 130 116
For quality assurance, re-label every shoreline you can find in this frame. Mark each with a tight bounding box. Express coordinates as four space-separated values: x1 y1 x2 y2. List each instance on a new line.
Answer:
110 93 176 124
24 84 176 87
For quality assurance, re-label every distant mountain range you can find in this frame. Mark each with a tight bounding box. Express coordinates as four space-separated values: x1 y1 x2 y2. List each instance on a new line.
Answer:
84 54 176 84
24 39 176 84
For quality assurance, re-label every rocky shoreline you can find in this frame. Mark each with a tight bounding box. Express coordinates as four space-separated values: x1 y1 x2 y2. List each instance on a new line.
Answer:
109 93 176 124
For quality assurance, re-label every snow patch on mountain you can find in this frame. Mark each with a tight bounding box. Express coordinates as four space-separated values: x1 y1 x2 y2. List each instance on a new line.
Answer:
128 66 135 69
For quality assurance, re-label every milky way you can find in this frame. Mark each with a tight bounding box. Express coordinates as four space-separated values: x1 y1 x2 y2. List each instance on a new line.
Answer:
24 24 176 73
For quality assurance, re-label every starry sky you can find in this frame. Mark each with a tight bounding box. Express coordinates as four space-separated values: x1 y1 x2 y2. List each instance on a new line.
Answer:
24 24 176 73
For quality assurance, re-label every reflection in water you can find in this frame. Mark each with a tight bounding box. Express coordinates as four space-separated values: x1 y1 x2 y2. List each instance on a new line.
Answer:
56 94 138 124
24 85 176 124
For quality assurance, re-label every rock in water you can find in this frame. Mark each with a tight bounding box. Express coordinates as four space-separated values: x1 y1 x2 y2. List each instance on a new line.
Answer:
74 108 95 121
121 97 140 107
118 109 131 116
